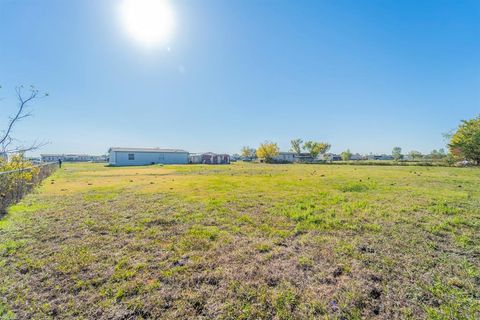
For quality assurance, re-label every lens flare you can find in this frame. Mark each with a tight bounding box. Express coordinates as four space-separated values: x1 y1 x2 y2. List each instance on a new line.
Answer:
119 0 175 47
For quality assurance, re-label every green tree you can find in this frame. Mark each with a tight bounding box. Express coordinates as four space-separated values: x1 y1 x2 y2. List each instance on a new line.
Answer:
392 147 403 161
303 141 331 160
408 150 423 161
290 138 303 155
448 115 480 164
341 149 352 161
240 146 256 160
256 141 280 163
427 149 447 160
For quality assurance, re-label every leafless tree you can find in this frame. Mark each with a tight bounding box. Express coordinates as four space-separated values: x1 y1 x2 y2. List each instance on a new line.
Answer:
0 85 48 154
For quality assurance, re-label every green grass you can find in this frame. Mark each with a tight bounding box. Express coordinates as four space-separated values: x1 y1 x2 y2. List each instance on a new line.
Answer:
0 162 479 319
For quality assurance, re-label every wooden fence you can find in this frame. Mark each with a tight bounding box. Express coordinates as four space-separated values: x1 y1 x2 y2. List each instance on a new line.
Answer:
0 162 58 214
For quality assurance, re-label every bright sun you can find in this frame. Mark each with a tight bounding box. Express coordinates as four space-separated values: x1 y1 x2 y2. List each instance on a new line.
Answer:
119 0 175 47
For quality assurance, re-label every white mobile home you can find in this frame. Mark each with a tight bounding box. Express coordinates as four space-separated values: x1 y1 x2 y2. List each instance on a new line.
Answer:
108 147 189 166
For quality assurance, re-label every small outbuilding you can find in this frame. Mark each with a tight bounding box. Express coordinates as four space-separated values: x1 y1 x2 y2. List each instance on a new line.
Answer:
108 147 189 166
189 152 230 164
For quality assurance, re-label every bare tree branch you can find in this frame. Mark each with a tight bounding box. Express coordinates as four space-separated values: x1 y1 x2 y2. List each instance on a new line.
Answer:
1 136 13 152
6 140 49 154
0 85 48 154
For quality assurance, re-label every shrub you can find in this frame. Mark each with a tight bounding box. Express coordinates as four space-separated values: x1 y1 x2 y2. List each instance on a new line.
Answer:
0 155 57 214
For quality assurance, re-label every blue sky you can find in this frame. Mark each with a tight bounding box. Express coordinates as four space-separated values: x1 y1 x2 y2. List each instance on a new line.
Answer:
1 0 479 156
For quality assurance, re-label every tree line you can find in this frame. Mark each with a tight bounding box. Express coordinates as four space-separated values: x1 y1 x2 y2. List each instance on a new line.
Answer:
242 139 331 163
239 115 480 165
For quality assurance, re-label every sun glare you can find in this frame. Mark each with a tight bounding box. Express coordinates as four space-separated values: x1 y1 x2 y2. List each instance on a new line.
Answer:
119 0 175 47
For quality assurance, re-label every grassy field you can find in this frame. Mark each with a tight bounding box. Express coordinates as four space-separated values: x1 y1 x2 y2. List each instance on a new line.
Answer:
0 163 479 319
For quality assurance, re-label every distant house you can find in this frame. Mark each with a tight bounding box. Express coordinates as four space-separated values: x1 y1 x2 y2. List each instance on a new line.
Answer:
271 152 316 163
367 154 394 161
273 152 296 163
297 153 314 162
108 147 189 166
324 153 342 161
350 153 364 161
26 157 41 164
189 152 230 164
41 154 103 162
